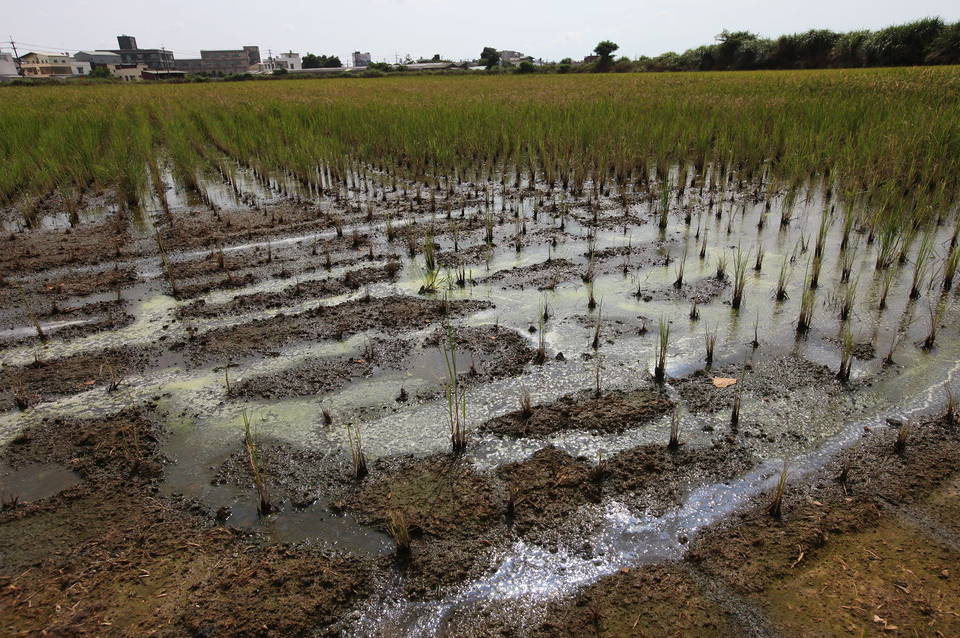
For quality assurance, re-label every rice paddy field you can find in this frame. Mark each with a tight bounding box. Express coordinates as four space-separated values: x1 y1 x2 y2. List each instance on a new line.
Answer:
2 68 960 636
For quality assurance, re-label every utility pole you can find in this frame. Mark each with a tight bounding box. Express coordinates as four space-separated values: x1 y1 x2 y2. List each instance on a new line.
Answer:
9 36 23 75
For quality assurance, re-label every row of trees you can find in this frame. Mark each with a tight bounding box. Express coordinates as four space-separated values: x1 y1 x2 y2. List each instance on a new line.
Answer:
639 18 960 72
301 53 342 69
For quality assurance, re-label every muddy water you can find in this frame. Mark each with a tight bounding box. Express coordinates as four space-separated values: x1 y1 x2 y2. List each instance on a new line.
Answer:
3 165 960 634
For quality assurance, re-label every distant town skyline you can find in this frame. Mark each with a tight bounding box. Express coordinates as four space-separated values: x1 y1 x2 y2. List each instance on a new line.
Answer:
5 0 960 65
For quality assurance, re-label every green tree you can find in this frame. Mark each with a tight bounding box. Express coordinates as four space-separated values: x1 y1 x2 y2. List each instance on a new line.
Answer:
480 47 501 69
518 60 535 74
593 40 619 70
302 53 341 69
88 66 111 79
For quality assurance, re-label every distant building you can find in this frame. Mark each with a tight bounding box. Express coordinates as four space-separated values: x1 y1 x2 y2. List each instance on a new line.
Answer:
257 51 301 73
352 51 371 67
0 52 19 78
498 50 532 66
109 35 175 70
113 64 148 81
177 46 261 75
403 62 462 71
19 52 91 78
75 50 146 80
74 50 123 67
141 69 186 81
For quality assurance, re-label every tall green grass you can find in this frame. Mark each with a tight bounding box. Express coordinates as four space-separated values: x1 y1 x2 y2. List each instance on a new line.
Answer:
0 68 958 235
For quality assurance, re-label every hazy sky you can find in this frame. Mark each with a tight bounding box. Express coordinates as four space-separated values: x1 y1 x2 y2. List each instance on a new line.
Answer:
5 0 960 64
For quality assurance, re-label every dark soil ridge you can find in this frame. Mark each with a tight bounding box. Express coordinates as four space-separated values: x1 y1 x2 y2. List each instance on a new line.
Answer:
1 345 159 412
177 295 494 364
179 262 402 319
0 409 376 638
420 410 960 637
672 354 840 415
0 298 134 348
481 388 674 437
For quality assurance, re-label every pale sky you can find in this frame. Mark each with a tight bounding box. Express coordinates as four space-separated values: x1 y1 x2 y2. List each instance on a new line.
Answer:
5 0 960 64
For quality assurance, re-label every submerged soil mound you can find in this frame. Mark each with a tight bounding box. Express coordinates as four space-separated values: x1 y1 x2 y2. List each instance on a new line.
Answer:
481 389 674 437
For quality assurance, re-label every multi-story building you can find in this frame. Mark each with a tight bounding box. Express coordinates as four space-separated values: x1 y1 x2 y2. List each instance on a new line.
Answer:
74 51 147 80
257 51 301 73
19 52 91 78
0 52 19 78
176 46 261 75
74 50 123 67
109 35 175 70
352 51 371 67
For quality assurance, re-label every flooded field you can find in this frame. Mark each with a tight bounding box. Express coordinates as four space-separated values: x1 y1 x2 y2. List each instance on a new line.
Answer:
3 70 960 636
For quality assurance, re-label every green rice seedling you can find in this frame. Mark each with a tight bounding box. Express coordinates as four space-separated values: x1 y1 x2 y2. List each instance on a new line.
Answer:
659 179 670 229
839 245 857 283
332 215 344 238
674 245 688 289
484 211 495 247
884 332 902 366
838 272 858 321
731 245 750 310
690 300 700 321
14 283 45 343
347 423 368 479
837 325 854 382
922 302 944 350
591 302 603 350
776 255 790 302
386 214 395 242
909 230 935 300
387 509 412 558
943 240 960 292
582 255 596 284
878 266 896 310
753 245 764 272
654 317 669 383
809 255 823 290
767 459 789 519
894 419 910 456
875 218 901 271
533 305 548 365
750 313 761 349
797 269 816 335
242 409 272 515
440 319 469 454
699 228 709 260
814 209 830 260
840 205 856 251
668 406 682 451
586 280 597 311
715 252 728 281
704 325 717 366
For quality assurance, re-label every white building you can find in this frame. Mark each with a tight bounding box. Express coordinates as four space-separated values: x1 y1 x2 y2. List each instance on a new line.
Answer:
19 52 91 78
0 52 19 78
257 51 301 73
352 51 371 67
